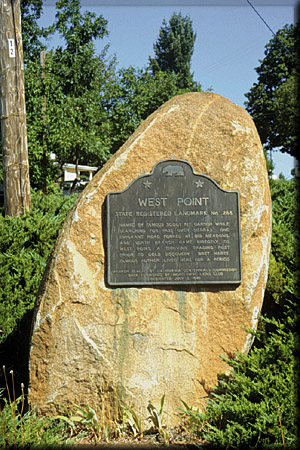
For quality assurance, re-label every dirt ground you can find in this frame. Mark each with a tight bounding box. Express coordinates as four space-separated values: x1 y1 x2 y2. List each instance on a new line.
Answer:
69 427 211 448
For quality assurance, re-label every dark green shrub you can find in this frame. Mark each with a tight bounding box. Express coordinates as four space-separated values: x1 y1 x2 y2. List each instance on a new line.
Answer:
266 178 298 306
182 178 299 449
0 187 77 344
198 300 298 449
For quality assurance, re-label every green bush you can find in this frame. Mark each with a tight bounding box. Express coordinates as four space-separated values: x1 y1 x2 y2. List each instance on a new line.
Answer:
182 177 299 448
0 187 77 344
197 301 298 449
266 177 298 305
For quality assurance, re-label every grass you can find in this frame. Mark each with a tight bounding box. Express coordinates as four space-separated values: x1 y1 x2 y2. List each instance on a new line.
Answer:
1 363 291 448
0 360 293 449
0 366 75 448
0 368 205 447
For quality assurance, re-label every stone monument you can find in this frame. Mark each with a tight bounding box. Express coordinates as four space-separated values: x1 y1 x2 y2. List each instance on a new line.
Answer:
28 93 272 425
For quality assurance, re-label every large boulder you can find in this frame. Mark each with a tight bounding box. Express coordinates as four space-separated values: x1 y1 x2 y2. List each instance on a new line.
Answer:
28 93 272 424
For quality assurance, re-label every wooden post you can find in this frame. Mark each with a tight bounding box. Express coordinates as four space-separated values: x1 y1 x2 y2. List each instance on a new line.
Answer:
0 0 31 216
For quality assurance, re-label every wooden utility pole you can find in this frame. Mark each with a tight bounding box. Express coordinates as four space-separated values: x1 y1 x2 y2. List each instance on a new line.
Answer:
0 0 31 216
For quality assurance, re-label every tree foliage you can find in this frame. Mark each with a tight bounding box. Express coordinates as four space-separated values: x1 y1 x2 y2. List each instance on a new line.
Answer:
245 24 299 157
24 0 115 189
20 0 51 63
149 12 199 89
53 0 108 92
101 66 201 154
21 6 203 189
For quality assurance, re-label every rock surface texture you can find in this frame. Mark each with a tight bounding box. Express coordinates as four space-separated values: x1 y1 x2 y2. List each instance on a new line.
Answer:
29 93 272 424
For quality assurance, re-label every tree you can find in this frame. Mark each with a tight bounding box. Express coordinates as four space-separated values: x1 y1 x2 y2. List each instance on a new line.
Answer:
53 0 108 93
101 66 201 155
99 12 201 155
245 24 299 158
20 0 52 64
50 0 110 176
272 74 298 156
24 0 115 188
149 12 198 89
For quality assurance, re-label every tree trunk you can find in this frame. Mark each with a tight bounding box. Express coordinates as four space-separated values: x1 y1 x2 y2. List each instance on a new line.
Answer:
0 0 31 216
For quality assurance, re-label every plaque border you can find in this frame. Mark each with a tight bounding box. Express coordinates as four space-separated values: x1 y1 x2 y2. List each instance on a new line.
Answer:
106 159 242 286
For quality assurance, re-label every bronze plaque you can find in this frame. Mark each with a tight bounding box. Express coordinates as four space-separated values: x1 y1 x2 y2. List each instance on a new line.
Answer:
107 159 242 285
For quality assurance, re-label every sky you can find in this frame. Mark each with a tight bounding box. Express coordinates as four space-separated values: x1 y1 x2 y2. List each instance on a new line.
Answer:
40 1 298 178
